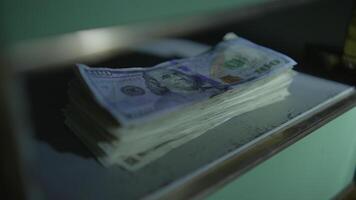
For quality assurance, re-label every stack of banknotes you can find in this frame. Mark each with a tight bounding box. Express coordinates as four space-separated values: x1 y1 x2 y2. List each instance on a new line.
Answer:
64 34 297 170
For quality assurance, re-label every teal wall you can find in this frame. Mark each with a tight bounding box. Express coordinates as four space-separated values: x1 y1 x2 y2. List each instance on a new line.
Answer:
0 0 264 47
207 107 356 200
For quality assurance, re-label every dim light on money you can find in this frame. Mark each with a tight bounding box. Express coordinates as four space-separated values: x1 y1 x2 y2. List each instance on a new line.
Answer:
64 33 296 170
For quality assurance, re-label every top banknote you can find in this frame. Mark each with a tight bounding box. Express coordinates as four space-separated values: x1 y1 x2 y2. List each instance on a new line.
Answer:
76 35 296 126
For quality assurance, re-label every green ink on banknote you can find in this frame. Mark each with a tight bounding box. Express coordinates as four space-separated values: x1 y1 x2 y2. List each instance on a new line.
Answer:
224 57 248 69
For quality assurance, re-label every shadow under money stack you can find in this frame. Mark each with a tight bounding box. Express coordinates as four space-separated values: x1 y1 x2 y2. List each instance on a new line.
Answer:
64 34 297 171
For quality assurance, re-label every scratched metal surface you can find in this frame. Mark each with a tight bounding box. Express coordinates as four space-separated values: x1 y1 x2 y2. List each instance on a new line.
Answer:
30 73 353 200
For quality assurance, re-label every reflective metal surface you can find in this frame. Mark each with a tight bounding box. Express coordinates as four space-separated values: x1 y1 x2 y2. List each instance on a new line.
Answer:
27 71 354 200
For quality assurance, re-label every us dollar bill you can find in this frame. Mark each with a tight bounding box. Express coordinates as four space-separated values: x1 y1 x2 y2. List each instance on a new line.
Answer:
65 69 294 170
76 36 296 127
77 64 229 127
